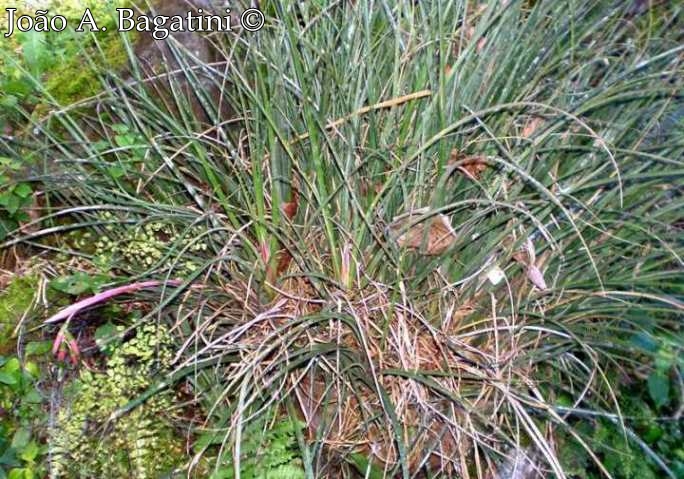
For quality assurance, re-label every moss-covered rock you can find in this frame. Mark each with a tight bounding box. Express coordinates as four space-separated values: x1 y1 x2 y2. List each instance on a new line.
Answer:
42 2 136 106
43 32 132 106
0 275 37 351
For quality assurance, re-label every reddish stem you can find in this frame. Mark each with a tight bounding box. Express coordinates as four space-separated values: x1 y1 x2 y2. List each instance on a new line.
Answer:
44 280 181 324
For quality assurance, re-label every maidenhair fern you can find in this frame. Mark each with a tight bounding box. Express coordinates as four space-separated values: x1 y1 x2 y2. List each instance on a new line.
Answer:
81 215 208 275
49 324 182 478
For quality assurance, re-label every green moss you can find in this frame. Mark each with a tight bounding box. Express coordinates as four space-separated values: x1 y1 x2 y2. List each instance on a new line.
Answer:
44 31 135 106
0 275 37 347
39 0 138 106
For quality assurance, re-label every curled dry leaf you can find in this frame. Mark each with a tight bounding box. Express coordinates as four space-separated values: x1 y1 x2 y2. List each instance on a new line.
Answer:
512 237 537 265
281 201 297 220
360 180 385 196
476 36 487 53
524 237 537 264
511 250 528 264
511 239 548 290
340 242 353 288
449 149 488 180
280 188 299 220
526 265 548 290
258 241 270 264
391 211 457 255
274 190 299 275
451 302 476 323
359 179 370 196
465 25 487 53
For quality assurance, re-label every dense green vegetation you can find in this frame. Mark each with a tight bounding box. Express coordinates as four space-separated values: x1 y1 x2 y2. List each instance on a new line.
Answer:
0 0 682 477
51 323 181 477
0 1 128 127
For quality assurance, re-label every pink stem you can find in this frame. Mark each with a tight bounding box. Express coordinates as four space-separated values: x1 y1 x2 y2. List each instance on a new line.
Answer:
44 280 182 324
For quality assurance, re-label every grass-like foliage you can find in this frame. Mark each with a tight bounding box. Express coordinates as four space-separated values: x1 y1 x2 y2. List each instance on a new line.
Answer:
1 0 682 477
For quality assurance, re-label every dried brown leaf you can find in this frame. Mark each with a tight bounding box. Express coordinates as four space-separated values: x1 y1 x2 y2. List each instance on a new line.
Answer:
392 212 457 255
449 149 488 179
280 189 299 220
512 250 528 264
511 238 548 290
477 36 487 53
451 303 476 323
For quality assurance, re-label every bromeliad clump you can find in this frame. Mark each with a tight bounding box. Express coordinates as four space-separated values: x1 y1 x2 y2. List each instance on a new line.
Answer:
49 324 182 478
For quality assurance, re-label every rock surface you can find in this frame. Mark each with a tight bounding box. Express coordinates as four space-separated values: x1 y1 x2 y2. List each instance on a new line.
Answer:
129 0 250 123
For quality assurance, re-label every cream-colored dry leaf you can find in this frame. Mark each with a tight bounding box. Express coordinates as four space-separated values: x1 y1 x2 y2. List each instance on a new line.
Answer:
392 212 457 255
486 265 506 285
526 265 548 290
510 238 548 290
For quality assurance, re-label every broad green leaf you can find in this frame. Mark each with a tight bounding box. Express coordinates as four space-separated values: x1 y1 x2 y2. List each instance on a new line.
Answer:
19 442 39 463
22 389 41 405
106 166 126 179
209 467 233 479
3 194 21 215
111 124 129 134
50 272 99 296
24 341 51 357
114 134 135 147
0 372 18 385
19 31 50 76
12 184 32 199
10 429 30 451
0 217 18 240
1 76 32 97
348 453 385 479
647 371 670 408
94 322 122 353
23 362 39 378
8 469 31 479
2 358 21 374
0 95 18 108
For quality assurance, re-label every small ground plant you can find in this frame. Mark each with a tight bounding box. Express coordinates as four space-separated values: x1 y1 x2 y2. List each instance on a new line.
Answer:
50 323 182 478
0 355 46 479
